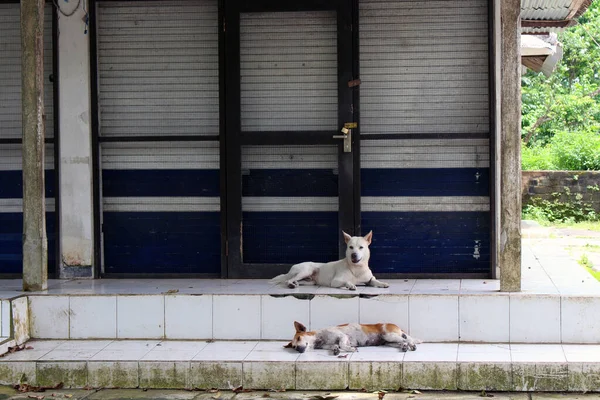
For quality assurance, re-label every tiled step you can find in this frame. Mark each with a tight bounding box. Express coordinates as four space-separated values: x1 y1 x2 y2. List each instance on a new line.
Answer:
1 340 599 392
20 285 600 344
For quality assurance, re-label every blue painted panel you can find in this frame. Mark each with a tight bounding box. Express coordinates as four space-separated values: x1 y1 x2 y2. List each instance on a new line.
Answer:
361 168 489 197
242 169 338 197
102 211 220 274
242 211 338 264
102 170 220 197
0 212 57 275
362 212 490 275
0 170 56 199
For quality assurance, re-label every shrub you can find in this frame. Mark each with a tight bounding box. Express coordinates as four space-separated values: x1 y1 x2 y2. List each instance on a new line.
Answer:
551 128 600 170
521 143 555 170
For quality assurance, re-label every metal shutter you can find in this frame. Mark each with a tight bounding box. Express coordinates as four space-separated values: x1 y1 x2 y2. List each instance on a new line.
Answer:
97 0 218 137
0 4 56 275
240 11 337 132
359 0 489 135
359 0 491 276
96 0 220 275
238 11 340 264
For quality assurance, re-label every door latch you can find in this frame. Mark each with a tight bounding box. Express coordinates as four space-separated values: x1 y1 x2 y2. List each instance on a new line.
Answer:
333 127 352 153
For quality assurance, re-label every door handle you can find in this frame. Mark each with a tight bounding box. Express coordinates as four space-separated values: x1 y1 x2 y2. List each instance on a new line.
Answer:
333 127 351 153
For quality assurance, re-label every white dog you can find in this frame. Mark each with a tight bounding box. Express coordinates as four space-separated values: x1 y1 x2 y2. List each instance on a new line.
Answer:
270 231 388 290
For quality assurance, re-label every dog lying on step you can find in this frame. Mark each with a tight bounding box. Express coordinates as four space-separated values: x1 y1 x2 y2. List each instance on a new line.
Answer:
270 230 388 290
284 321 420 355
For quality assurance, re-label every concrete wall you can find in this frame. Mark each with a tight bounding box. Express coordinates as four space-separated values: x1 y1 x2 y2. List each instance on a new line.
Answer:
522 171 600 211
57 9 94 278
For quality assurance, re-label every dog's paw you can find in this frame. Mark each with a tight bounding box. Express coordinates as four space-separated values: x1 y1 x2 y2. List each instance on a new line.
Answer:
332 345 340 356
347 284 357 291
400 343 409 352
287 281 298 289
409 344 417 351
381 282 390 288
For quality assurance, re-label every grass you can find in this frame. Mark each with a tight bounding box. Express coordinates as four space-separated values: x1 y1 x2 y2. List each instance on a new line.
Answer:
578 254 600 282
522 215 600 232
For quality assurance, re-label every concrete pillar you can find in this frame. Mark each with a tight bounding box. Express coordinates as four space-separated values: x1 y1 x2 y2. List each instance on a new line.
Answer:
57 9 94 278
21 0 48 291
499 0 522 292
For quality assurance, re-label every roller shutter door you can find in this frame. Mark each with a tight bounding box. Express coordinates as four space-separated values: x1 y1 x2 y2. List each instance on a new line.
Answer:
96 0 220 275
0 4 56 275
239 11 340 264
359 0 491 275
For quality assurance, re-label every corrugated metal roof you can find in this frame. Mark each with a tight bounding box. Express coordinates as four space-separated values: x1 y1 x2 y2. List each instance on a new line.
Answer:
521 0 572 20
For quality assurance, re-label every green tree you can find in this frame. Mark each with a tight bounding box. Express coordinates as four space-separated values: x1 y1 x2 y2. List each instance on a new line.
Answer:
522 0 600 148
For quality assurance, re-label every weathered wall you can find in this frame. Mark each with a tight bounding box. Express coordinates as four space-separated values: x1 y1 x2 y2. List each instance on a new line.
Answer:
522 171 600 210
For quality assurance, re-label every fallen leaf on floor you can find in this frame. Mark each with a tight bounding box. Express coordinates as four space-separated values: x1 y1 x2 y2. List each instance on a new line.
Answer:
378 391 386 400
310 395 338 400
27 396 44 400
337 354 348 358
64 395 73 398
206 388 219 393
232 385 253 393
162 289 179 294
262 394 270 398
411 390 422 394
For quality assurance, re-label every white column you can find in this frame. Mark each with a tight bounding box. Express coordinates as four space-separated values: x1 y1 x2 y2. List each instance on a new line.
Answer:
57 7 94 278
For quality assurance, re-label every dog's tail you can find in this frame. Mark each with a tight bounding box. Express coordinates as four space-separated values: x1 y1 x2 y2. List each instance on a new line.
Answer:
270 273 292 285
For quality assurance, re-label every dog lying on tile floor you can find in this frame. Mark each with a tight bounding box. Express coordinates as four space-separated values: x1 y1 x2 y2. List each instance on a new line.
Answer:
284 321 420 355
270 230 389 290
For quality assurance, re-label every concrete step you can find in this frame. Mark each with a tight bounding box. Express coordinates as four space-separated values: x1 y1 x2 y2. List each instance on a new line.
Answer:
0 339 599 392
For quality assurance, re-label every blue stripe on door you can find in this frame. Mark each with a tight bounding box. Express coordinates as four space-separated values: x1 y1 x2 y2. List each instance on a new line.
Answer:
361 168 489 197
0 212 57 275
362 211 490 275
102 170 220 197
0 170 56 199
242 211 338 264
242 169 338 197
102 211 220 274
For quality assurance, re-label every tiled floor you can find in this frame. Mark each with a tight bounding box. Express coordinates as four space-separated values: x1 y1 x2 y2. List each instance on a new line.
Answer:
0 236 598 300
1 339 596 363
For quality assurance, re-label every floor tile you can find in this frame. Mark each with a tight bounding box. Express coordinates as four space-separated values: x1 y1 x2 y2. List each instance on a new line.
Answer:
90 349 152 361
510 344 566 363
39 349 102 361
458 343 511 362
562 344 600 362
403 343 458 362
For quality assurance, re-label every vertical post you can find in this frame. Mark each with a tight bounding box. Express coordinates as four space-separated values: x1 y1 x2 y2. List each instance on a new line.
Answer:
500 0 522 291
21 0 48 291
58 9 95 278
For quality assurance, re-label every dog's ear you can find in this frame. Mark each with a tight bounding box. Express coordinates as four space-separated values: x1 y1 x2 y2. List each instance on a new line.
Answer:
364 230 373 245
294 321 307 332
283 342 293 348
342 231 352 244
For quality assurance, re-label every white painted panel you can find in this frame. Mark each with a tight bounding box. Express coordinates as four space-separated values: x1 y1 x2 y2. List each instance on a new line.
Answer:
240 11 337 132
361 139 490 168
0 4 54 139
96 0 219 137
100 141 219 170
103 197 219 212
242 145 337 170
359 0 490 136
362 196 490 212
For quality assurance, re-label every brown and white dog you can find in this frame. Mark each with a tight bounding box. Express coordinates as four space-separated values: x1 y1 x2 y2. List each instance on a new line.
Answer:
285 321 420 355
270 231 388 290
